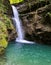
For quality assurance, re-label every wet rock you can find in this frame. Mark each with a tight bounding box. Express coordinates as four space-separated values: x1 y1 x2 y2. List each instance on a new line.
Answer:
20 3 51 44
8 29 17 41
17 0 50 14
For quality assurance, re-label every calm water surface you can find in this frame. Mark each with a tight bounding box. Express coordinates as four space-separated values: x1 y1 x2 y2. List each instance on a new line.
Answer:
0 41 51 65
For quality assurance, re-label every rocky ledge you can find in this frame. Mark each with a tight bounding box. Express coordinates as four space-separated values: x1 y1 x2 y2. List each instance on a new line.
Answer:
17 1 51 44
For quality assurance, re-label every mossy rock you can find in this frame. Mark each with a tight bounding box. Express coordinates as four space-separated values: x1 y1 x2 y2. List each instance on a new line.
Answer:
0 0 16 55
0 21 8 54
3 15 15 30
0 35 8 48
0 47 5 55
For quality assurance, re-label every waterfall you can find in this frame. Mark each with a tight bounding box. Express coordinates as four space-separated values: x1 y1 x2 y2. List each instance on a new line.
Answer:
12 5 24 40
12 5 34 44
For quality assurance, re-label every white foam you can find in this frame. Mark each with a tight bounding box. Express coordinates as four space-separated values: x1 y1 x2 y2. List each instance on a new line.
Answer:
16 39 34 44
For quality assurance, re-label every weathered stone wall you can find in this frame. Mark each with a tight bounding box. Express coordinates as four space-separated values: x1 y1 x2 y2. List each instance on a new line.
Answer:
17 1 51 44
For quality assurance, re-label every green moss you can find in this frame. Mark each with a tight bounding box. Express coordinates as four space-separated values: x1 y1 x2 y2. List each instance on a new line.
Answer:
47 12 51 16
0 21 8 47
3 15 15 30
0 35 8 48
0 21 8 54
0 0 15 54
9 0 24 4
0 15 15 54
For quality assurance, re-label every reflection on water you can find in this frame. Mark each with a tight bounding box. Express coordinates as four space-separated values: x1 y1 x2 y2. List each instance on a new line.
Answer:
0 41 51 65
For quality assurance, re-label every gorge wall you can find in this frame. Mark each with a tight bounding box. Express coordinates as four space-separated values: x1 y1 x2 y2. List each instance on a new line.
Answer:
16 0 51 44
7 0 51 44
0 0 17 54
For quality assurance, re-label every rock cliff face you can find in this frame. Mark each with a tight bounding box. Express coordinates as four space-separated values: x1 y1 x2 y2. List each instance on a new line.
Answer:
17 1 51 44
3 0 51 45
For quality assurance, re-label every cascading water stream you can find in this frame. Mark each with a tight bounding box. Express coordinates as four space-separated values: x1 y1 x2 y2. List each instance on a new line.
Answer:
12 5 24 40
12 5 34 44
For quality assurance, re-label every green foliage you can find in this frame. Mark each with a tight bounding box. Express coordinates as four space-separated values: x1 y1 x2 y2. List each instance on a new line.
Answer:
3 15 14 30
0 21 8 47
0 0 7 14
0 34 8 48
0 14 15 54
9 0 24 4
47 12 51 16
0 0 15 54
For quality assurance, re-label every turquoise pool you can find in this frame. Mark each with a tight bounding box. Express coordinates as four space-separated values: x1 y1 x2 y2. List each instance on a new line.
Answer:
0 41 51 65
